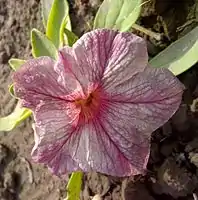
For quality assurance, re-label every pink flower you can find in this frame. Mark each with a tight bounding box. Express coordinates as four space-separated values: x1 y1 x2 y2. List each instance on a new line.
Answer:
13 29 184 177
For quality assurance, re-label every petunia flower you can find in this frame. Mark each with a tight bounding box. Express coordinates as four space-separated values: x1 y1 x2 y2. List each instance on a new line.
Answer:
13 29 184 177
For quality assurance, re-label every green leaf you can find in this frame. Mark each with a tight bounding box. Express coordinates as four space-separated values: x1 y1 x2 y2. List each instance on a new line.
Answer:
65 16 72 31
31 29 58 59
93 0 142 31
0 102 32 132
46 0 71 48
9 84 16 98
64 29 78 46
149 26 198 76
195 1 198 21
41 0 71 31
66 172 83 200
8 58 26 71
41 0 54 28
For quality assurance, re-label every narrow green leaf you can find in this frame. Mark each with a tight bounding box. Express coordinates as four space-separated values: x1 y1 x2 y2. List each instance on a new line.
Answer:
149 26 198 76
66 172 83 200
0 102 32 132
8 58 26 71
41 0 54 28
31 29 58 59
41 0 71 30
65 16 72 31
196 1 198 21
9 84 16 98
64 29 78 46
46 0 71 48
94 0 142 31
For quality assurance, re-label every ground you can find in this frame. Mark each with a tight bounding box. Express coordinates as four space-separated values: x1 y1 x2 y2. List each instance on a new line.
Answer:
0 0 198 200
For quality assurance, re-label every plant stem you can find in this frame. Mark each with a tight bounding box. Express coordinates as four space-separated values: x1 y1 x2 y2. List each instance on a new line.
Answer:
193 193 198 200
66 171 83 200
132 23 162 41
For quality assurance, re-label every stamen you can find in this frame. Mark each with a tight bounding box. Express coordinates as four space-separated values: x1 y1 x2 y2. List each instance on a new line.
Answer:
74 90 101 122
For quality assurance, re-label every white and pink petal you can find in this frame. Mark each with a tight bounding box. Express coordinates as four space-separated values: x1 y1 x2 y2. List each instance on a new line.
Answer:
58 29 148 94
12 57 81 109
32 100 144 176
31 99 81 175
103 67 184 134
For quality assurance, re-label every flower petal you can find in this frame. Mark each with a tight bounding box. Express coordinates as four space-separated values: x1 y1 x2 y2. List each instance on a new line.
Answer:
31 99 81 175
69 121 139 176
58 29 148 93
32 98 146 176
103 66 184 134
12 57 80 109
33 114 140 176
92 67 184 174
97 103 151 175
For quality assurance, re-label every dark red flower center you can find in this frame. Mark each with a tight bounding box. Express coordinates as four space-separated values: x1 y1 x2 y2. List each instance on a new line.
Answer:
75 89 101 123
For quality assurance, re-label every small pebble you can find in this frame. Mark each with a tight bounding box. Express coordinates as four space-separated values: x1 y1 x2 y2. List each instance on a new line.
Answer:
92 194 102 200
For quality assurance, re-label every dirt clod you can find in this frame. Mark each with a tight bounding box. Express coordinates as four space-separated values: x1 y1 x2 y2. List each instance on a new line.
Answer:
189 152 198 168
0 144 8 164
171 104 189 133
87 172 110 196
153 157 198 198
122 179 155 200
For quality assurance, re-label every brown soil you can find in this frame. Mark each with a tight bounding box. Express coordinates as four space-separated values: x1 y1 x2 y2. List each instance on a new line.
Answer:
0 0 198 200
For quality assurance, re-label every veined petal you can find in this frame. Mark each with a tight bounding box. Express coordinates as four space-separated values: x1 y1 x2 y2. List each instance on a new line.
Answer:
93 67 184 174
70 121 137 176
33 114 139 176
31 99 81 175
32 124 81 175
58 29 148 94
97 103 150 174
32 98 143 176
12 57 80 109
103 67 184 134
